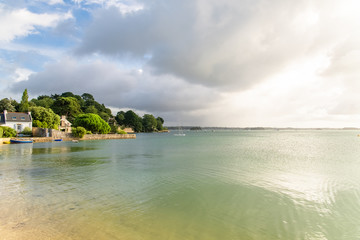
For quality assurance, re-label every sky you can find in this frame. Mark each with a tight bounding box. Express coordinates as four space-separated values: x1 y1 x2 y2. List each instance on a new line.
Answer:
1 0 360 127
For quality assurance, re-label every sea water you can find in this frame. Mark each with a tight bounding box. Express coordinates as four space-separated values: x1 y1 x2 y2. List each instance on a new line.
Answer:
1 130 360 239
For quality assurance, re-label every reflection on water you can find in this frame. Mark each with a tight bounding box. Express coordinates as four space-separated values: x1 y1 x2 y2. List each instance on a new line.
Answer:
1 131 360 239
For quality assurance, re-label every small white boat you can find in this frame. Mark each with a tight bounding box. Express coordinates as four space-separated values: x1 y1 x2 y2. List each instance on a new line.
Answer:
174 127 185 136
72 140 79 143
174 133 186 136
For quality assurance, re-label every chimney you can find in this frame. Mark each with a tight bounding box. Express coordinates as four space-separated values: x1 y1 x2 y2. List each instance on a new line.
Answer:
3 110 7 123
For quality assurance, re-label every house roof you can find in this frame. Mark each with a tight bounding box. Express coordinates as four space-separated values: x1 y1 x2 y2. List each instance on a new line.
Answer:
0 112 32 122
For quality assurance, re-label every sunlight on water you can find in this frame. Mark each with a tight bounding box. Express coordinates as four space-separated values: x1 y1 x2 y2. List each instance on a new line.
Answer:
1 131 360 239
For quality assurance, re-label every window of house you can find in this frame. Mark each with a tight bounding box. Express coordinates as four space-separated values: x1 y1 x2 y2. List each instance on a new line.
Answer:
21 117 25 120
12 117 16 120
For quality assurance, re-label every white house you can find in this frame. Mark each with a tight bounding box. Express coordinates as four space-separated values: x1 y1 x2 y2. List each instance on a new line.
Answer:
0 110 32 133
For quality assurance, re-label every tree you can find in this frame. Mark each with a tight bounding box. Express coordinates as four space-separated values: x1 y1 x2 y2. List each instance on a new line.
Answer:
81 93 95 102
156 117 164 131
73 113 111 134
98 111 110 122
115 111 125 125
30 96 54 108
0 98 17 112
124 110 143 132
29 106 60 129
142 114 158 132
51 97 82 122
19 89 29 112
84 105 98 114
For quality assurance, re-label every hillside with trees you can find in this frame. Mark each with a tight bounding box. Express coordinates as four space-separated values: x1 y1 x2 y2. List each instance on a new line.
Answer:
0 89 166 133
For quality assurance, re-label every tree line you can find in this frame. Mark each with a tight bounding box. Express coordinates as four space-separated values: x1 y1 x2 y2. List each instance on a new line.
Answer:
0 89 166 134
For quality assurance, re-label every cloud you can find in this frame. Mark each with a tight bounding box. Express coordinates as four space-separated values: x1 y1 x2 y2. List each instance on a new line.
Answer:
0 6 72 42
11 58 220 115
74 0 340 90
72 0 143 14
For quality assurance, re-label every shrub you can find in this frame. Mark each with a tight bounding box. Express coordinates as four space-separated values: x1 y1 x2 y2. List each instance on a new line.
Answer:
33 120 48 128
72 126 86 138
21 127 32 136
73 113 111 134
0 126 17 137
86 130 92 134
0 127 3 138
117 129 127 134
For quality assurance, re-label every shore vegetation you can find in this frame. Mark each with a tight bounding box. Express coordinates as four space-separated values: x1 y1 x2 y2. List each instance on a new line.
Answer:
1 89 166 134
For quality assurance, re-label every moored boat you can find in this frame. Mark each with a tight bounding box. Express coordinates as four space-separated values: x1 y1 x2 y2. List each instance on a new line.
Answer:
54 139 63 141
10 139 33 144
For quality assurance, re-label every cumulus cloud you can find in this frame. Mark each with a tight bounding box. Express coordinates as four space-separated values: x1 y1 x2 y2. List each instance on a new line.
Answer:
74 0 344 90
0 6 73 42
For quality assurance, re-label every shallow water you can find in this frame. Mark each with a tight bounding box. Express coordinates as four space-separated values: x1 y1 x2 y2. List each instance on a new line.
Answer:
1 130 360 239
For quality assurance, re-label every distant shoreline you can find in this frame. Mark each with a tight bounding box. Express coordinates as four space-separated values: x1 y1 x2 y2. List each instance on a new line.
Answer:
166 126 360 131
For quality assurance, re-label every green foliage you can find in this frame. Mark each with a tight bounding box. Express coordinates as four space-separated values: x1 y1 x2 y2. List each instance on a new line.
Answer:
30 106 60 129
115 111 125 125
19 89 29 112
31 96 54 108
21 127 32 136
33 120 48 128
84 105 98 114
0 126 17 137
81 93 94 102
98 111 110 122
124 110 143 132
0 127 3 138
156 117 164 131
142 114 158 132
51 97 82 122
73 113 111 134
72 126 86 138
117 129 127 134
86 130 92 134
0 98 18 112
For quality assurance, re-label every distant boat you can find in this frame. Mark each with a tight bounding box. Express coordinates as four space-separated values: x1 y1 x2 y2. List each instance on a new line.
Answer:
54 139 63 142
10 139 33 144
174 127 186 136
72 140 79 143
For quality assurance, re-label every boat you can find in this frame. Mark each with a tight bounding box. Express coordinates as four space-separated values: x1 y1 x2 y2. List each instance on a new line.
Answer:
10 139 33 144
54 139 63 142
72 140 79 143
174 133 186 136
174 126 186 136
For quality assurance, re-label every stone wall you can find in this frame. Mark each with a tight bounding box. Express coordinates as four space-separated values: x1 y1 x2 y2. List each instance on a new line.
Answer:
82 134 136 140
32 127 136 141
32 127 72 139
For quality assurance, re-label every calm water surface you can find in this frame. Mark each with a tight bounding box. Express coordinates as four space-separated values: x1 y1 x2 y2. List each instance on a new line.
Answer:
1 130 360 239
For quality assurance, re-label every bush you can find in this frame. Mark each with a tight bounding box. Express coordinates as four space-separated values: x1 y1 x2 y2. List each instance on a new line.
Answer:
117 129 127 134
0 126 17 137
33 120 48 128
0 127 3 138
73 113 111 134
86 130 92 134
72 126 86 138
21 127 32 136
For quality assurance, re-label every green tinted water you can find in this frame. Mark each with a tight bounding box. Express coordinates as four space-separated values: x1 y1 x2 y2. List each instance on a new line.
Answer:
1 131 360 239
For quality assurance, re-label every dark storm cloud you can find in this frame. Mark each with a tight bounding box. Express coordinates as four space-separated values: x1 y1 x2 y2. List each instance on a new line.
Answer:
11 58 220 113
